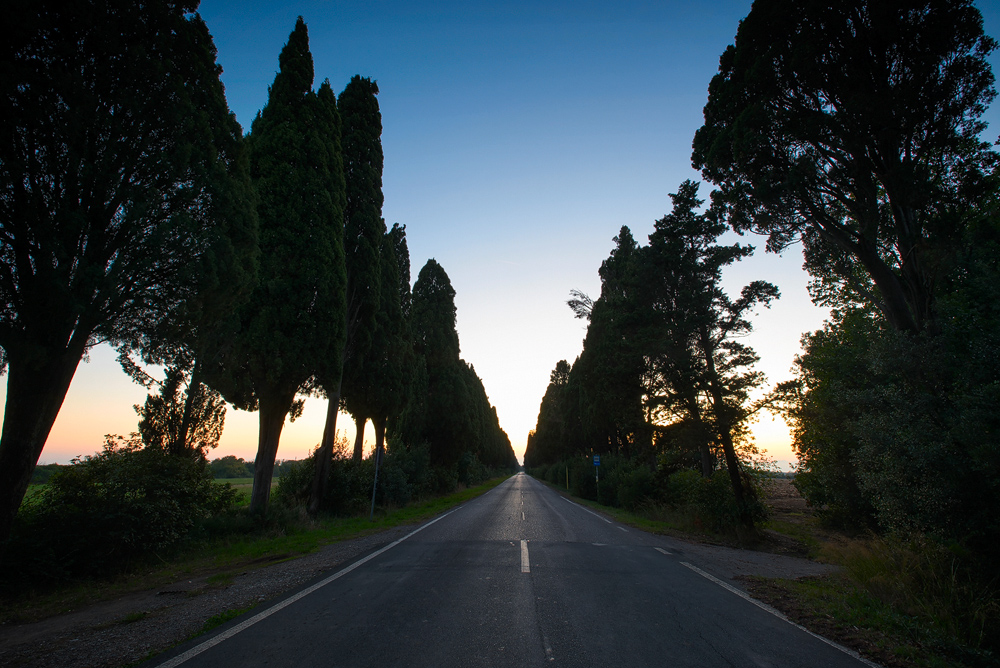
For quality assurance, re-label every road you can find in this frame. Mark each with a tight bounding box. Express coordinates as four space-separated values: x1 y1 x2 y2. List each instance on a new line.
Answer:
148 473 876 668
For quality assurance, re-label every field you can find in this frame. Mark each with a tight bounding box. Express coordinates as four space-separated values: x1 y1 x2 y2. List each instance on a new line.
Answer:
214 477 274 504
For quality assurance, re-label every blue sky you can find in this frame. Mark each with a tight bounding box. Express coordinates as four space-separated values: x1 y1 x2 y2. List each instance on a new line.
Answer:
14 0 1000 468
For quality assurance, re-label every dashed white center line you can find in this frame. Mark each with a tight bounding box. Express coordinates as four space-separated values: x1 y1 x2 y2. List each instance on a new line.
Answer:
522 511 525 521
520 540 530 573
617 526 628 532
655 547 671 555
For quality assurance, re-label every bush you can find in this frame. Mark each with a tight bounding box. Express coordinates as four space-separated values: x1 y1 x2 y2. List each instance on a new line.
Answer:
4 435 236 586
274 442 446 515
529 455 768 534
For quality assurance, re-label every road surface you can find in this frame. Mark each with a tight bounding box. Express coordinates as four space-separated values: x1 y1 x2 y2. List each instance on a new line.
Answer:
147 473 876 668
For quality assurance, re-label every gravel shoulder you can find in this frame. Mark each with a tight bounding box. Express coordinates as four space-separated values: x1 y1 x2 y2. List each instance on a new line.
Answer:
0 479 832 668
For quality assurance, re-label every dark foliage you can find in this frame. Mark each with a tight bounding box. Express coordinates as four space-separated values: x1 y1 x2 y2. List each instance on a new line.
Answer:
0 0 255 545
213 18 347 515
3 437 236 589
693 0 997 334
404 260 517 469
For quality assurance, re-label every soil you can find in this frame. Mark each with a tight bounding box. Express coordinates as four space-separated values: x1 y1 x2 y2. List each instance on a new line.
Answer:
0 479 865 668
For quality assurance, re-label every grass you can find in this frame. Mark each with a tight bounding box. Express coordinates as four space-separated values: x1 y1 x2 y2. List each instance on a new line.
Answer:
1 475 511 626
752 521 1000 666
213 477 259 505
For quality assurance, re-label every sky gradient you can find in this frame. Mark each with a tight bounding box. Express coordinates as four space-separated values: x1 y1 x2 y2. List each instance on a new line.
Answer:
7 0 1000 469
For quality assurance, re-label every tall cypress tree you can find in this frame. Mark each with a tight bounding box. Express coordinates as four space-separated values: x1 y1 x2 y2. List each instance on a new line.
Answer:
214 18 347 514
310 76 384 511
367 224 413 460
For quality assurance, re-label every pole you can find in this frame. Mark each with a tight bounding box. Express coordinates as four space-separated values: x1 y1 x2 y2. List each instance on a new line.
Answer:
369 444 382 521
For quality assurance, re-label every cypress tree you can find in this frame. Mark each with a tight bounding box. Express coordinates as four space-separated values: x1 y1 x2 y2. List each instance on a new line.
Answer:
342 223 412 463
409 260 516 468
215 18 347 515
310 76 385 511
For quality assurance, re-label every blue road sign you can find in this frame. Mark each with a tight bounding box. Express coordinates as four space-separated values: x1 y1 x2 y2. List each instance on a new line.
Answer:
593 455 600 466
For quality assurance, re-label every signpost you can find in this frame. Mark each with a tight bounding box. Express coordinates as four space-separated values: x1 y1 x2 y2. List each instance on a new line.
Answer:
593 454 600 495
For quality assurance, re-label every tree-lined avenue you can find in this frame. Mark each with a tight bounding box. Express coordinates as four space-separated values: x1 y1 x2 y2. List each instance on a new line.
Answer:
148 474 874 668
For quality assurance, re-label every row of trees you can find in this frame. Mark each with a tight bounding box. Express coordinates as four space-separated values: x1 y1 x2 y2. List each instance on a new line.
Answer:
524 182 776 527
529 0 1000 547
0 3 514 548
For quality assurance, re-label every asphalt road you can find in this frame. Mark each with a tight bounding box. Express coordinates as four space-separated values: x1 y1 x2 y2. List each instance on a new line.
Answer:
148 473 876 668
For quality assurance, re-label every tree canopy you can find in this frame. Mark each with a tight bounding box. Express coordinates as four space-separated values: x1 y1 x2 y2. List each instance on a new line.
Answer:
0 0 256 544
692 0 997 333
406 259 515 469
213 17 347 514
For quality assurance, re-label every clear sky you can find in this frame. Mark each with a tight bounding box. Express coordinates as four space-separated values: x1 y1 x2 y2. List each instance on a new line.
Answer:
7 0 1000 469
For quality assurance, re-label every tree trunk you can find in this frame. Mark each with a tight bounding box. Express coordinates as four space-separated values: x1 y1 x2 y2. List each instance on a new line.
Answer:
308 376 342 514
250 388 297 515
0 342 87 546
372 416 386 457
815 218 920 332
685 394 714 478
352 413 367 462
699 326 754 529
369 416 386 520
173 359 203 458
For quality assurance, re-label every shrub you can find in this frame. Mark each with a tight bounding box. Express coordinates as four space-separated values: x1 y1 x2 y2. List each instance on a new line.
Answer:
4 435 236 586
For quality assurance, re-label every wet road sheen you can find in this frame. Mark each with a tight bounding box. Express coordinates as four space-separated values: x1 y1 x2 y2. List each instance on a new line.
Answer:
148 474 874 668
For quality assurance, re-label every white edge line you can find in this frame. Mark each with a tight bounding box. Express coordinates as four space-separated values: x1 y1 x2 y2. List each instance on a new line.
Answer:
562 497 612 524
679 562 881 668
155 508 459 668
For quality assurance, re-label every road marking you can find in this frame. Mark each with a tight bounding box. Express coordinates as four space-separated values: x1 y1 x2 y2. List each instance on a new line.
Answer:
155 509 459 667
655 547 671 555
680 562 881 668
521 540 530 573
522 511 525 520
562 497 612 523
617 526 628 532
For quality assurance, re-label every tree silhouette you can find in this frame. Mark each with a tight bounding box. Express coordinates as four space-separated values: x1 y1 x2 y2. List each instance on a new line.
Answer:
693 0 997 333
213 18 347 515
310 76 385 512
0 0 255 543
